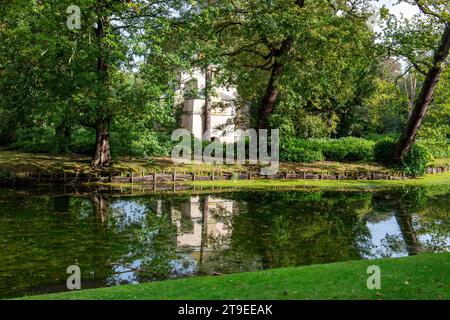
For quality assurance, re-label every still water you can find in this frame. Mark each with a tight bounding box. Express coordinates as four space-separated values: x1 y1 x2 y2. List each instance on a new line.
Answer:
0 186 449 298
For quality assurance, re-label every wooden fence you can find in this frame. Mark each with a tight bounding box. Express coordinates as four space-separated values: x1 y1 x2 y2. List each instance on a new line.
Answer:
1 165 449 187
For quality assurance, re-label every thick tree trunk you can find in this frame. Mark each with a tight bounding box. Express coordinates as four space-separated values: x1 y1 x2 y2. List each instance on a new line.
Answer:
256 0 304 130
91 14 112 168
92 122 111 167
392 23 450 163
258 61 285 130
203 67 212 141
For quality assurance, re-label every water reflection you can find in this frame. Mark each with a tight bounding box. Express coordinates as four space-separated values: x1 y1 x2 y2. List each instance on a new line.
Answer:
0 186 448 298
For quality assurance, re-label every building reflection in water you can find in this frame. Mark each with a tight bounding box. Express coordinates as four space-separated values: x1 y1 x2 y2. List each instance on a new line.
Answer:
171 196 233 264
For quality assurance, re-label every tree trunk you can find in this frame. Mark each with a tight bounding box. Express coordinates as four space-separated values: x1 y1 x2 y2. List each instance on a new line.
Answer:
392 23 450 163
91 194 109 225
91 14 111 168
257 1 305 129
258 61 285 130
199 196 209 264
394 207 420 256
203 67 212 141
92 122 111 167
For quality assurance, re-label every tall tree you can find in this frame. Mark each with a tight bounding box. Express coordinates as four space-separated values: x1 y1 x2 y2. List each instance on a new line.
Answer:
385 1 450 163
0 0 188 166
190 0 375 130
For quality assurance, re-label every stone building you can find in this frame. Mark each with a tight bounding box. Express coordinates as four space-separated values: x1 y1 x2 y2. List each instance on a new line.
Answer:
175 69 239 143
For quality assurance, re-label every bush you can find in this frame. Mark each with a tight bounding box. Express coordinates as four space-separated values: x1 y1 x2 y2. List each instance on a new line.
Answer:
70 128 96 155
373 138 396 165
280 139 324 162
11 127 56 153
374 138 433 177
280 137 374 163
317 137 375 162
418 139 450 159
126 132 173 158
403 143 433 177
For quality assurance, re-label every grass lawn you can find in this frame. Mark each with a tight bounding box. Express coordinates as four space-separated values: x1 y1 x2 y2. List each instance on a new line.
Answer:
189 171 450 190
0 149 393 175
19 253 450 300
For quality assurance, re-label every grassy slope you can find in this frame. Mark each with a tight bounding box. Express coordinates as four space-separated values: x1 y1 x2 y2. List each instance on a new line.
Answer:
0 150 394 175
20 253 450 300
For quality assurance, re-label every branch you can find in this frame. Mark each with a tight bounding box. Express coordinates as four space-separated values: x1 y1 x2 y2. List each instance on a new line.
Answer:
414 0 447 22
387 46 429 75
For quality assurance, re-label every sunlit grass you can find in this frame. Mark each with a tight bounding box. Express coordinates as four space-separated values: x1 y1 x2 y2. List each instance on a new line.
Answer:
188 172 450 190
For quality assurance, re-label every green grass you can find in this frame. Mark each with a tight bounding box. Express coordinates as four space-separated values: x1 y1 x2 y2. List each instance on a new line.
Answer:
19 253 450 300
188 172 450 190
0 150 390 176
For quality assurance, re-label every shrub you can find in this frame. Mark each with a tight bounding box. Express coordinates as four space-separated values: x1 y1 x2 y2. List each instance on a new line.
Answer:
373 138 396 164
374 138 433 177
11 127 55 153
280 139 324 163
280 137 374 163
70 128 96 155
317 137 375 162
230 172 239 180
403 143 433 177
127 132 173 157
418 139 450 159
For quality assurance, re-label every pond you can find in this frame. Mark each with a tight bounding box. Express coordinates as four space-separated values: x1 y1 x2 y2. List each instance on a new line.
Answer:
0 186 449 299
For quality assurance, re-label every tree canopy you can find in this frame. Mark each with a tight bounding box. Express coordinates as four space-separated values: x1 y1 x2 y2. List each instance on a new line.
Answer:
0 0 448 167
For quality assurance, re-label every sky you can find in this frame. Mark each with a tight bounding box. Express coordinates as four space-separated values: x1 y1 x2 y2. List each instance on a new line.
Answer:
377 0 420 19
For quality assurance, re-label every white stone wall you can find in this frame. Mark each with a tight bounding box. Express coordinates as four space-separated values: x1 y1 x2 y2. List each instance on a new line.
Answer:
177 69 238 143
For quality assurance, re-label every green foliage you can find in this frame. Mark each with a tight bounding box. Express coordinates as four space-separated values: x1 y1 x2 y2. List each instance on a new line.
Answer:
373 139 397 165
230 172 239 181
190 0 379 132
403 144 434 177
70 128 96 155
11 128 55 154
318 138 375 162
280 137 374 163
280 139 324 163
0 0 448 166
418 69 450 159
374 138 433 177
418 139 450 159
359 78 408 135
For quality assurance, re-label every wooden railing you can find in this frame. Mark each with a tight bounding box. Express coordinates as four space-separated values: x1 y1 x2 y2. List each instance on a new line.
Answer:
1 165 449 186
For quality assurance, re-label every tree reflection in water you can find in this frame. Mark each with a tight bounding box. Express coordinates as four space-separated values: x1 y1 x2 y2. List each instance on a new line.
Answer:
0 186 448 298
